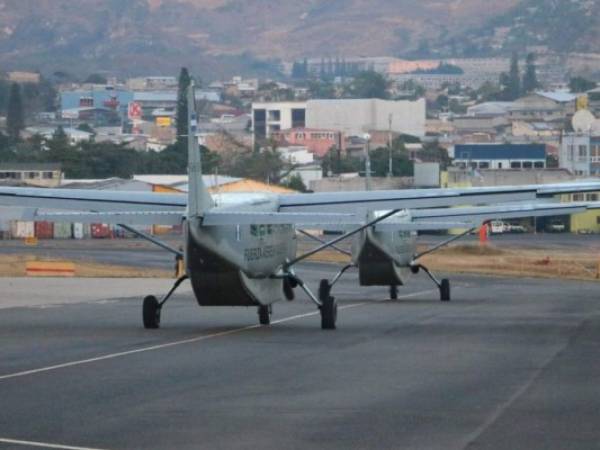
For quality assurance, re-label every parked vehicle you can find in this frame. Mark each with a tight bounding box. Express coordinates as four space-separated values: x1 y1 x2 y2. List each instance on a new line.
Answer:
490 221 505 234
505 223 527 233
546 220 566 233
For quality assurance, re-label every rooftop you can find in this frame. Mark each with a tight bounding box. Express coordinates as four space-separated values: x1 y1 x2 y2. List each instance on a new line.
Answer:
0 163 62 171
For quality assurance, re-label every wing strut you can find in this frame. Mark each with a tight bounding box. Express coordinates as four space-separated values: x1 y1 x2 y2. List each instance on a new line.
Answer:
296 229 352 257
284 209 400 269
411 223 485 262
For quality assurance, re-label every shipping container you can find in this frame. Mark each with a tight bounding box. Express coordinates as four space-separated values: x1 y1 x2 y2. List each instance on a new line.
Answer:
53 222 72 239
110 224 126 238
73 223 91 240
35 221 54 239
91 223 111 239
11 221 35 239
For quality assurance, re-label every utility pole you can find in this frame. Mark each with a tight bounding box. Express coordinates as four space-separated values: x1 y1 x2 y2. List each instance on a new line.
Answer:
364 133 372 191
388 113 393 177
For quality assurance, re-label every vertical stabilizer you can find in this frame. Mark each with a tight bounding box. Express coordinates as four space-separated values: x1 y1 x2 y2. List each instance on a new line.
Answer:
187 82 214 218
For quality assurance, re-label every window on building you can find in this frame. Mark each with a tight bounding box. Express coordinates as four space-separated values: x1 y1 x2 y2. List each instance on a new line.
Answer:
511 162 522 169
573 193 585 201
498 162 503 169
587 193 598 202
291 108 306 128
522 161 533 169
534 161 544 169
43 172 54 179
469 162 477 169
578 145 588 161
478 162 489 169
568 145 574 161
597 217 600 225
591 145 600 163
253 109 266 139
27 172 37 179
268 110 281 121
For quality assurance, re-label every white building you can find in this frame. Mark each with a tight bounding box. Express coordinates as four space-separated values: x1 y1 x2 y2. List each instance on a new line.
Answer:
306 98 426 138
559 133 600 176
252 101 307 142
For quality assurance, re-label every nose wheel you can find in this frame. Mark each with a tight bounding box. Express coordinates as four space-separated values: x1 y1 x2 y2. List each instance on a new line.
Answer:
258 305 272 325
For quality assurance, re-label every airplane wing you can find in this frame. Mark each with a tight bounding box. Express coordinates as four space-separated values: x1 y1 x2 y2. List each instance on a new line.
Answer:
0 186 186 212
278 182 600 212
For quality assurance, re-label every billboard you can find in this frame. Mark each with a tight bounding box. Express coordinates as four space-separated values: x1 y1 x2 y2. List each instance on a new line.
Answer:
156 116 172 127
128 102 142 120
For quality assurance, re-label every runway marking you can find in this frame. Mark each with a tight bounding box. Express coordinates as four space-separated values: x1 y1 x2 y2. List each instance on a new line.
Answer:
0 437 110 450
0 289 437 382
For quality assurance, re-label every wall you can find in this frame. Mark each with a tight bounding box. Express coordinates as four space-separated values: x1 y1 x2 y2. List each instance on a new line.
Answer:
310 176 413 192
306 99 426 138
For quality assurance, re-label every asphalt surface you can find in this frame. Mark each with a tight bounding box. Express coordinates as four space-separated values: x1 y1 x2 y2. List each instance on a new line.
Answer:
0 264 599 450
1 233 599 269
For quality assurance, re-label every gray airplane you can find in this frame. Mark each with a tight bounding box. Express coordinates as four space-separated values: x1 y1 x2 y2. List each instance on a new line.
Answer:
1 84 599 330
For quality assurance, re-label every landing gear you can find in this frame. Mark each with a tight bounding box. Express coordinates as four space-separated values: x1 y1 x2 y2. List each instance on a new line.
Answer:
143 295 161 329
142 274 188 329
440 278 450 302
319 279 337 329
283 277 295 301
411 264 451 302
390 285 398 300
258 305 271 325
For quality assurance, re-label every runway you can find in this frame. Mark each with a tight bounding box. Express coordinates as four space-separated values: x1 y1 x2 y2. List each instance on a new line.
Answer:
0 263 599 450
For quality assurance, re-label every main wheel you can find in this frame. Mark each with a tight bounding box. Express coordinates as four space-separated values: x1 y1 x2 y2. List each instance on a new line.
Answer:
390 285 398 300
143 295 161 329
258 305 271 325
283 278 295 301
320 296 337 330
319 279 337 330
440 279 450 302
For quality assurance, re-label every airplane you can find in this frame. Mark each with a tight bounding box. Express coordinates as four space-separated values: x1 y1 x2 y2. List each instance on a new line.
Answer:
1 83 600 330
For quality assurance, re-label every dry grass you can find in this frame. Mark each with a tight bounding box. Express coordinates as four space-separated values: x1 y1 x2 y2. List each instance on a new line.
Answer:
0 245 598 282
0 254 172 278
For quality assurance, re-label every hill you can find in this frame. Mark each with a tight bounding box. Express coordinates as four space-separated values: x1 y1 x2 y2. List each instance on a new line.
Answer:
0 0 595 79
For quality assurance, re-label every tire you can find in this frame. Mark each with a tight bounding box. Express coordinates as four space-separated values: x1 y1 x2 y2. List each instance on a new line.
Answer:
318 279 331 302
143 295 161 329
390 285 398 300
440 279 450 302
258 305 271 325
320 296 337 330
283 278 295 301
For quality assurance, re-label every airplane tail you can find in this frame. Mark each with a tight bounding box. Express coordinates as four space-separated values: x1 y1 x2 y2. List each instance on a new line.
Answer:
187 82 214 218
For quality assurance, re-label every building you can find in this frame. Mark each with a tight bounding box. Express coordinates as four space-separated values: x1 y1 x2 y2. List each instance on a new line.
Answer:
272 128 343 157
252 102 307 143
7 71 41 84
509 92 577 124
453 144 547 170
306 98 426 138
559 133 600 176
0 163 62 187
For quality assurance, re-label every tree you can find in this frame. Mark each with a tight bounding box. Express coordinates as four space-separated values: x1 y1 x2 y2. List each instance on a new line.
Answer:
284 173 307 192
569 76 597 93
522 53 538 94
507 52 521 100
399 79 425 100
348 71 389 99
6 83 24 141
84 74 108 84
176 68 192 150
369 146 413 177
419 142 451 170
